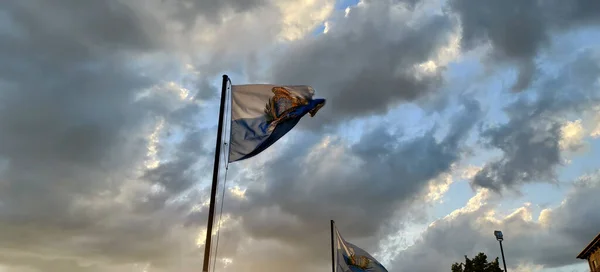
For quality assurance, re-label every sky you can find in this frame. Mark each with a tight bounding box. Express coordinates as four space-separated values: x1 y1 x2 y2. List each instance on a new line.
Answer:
0 0 599 271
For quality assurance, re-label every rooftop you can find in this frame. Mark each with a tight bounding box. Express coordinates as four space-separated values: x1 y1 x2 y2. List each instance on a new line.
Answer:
577 232 600 260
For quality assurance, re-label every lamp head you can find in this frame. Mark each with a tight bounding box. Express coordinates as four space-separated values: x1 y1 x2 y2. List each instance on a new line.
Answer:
494 230 503 241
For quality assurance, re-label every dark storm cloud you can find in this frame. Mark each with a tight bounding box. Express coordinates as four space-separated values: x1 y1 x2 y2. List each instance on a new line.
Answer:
541 173 600 262
143 129 211 194
473 119 562 192
0 0 216 270
162 0 267 26
0 0 157 223
271 1 454 128
0 0 161 58
361 0 423 9
472 49 600 191
220 97 481 272
449 0 547 60
391 171 600 271
449 0 600 91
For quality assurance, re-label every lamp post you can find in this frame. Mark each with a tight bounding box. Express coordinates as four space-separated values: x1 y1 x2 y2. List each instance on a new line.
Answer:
494 230 508 272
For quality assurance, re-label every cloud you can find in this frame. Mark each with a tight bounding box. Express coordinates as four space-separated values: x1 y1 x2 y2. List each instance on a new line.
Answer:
276 0 336 41
471 49 600 191
559 119 586 152
270 0 457 128
590 107 600 138
0 0 221 270
448 0 600 91
1 0 164 53
425 171 454 203
155 0 335 41
390 170 600 271
157 0 268 26
0 0 160 225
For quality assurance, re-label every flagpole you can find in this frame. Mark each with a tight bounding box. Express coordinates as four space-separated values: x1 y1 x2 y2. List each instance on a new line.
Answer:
202 74 229 272
331 220 335 272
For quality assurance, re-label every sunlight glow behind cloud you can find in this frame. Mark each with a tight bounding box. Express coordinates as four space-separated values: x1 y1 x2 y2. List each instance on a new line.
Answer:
277 0 335 40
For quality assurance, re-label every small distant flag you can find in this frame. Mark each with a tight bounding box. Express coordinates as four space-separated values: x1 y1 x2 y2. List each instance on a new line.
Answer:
228 84 325 162
333 222 389 272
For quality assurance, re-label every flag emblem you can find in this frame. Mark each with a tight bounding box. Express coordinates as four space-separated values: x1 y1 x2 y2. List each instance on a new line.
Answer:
264 86 317 133
333 222 388 272
344 253 372 270
229 84 325 162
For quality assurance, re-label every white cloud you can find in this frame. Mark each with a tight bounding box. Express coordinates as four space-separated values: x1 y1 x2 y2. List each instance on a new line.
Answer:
559 119 585 151
391 170 600 271
416 26 463 75
425 164 485 203
591 107 600 138
145 118 165 170
461 165 483 180
425 172 453 203
276 0 335 41
323 21 330 33
513 263 544 272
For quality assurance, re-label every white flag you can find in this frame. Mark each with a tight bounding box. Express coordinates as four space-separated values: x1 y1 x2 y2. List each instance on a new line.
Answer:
229 84 325 162
334 226 389 272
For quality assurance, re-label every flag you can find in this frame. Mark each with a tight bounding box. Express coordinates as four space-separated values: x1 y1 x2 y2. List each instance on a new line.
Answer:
334 226 389 272
228 84 325 162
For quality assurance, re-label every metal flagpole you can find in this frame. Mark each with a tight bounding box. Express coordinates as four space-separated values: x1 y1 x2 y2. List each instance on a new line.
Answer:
331 220 335 272
202 74 229 272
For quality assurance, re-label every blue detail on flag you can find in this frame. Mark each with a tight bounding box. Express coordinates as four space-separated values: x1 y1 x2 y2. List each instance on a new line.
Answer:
229 98 325 162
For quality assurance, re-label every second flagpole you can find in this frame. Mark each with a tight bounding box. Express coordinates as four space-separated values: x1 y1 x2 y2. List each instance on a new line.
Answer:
202 74 229 272
331 220 335 272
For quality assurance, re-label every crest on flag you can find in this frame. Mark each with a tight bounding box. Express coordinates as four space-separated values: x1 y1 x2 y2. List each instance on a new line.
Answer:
340 248 388 272
228 84 325 162
264 86 323 133
343 249 372 270
334 223 388 272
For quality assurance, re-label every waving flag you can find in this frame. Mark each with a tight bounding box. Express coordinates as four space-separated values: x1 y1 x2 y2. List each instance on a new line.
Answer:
334 225 389 272
228 84 325 162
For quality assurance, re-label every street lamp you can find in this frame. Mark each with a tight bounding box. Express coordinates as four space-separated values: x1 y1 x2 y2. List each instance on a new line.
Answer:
494 230 508 272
